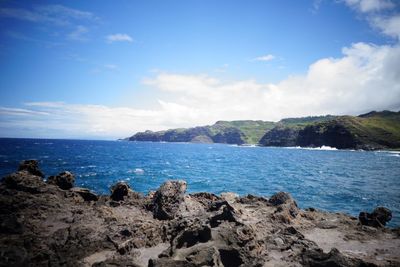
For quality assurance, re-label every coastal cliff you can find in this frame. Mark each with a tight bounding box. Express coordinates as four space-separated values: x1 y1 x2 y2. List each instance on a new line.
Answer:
0 160 399 266
128 120 275 145
128 111 400 150
260 111 400 150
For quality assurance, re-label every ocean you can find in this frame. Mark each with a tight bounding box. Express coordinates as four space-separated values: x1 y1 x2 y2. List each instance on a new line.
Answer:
0 138 399 226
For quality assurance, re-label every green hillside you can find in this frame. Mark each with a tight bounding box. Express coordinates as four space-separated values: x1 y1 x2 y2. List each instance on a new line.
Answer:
129 120 275 144
260 111 400 150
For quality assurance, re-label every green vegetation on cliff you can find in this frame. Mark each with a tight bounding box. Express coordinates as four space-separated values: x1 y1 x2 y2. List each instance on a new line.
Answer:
128 111 400 149
260 111 400 150
129 120 275 145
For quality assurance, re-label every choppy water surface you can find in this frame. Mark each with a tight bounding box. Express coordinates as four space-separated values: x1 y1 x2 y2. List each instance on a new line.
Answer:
1 138 399 226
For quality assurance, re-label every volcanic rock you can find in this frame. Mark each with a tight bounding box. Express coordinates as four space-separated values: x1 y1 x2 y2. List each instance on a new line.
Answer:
47 171 75 190
110 182 131 201
0 161 399 267
2 170 46 193
70 187 98 202
18 159 44 178
152 180 187 220
359 206 392 227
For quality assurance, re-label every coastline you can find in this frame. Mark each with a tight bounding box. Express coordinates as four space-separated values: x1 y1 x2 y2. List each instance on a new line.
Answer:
1 160 399 266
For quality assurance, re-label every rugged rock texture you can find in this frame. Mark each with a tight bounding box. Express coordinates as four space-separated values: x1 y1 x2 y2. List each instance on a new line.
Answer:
110 182 132 201
0 161 399 266
359 207 393 228
152 180 187 220
47 171 75 190
17 159 45 178
259 127 300 147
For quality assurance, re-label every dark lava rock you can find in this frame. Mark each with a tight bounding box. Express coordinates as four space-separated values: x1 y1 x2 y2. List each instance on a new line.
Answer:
269 191 299 223
1 159 399 267
47 171 75 190
70 187 98 201
269 191 292 206
359 206 392 227
153 180 187 220
0 214 23 234
149 258 197 267
2 171 46 193
174 224 212 249
302 248 376 267
110 182 131 201
209 202 241 227
18 159 44 178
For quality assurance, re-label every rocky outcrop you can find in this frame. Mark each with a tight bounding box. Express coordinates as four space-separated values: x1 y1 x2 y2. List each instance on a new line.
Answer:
47 171 75 189
269 191 300 223
0 161 399 266
152 180 187 220
110 182 131 201
18 159 45 177
359 207 393 227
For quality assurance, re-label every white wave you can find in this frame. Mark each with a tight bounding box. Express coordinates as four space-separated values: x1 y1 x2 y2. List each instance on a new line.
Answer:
283 145 337 151
133 168 144 174
239 144 258 148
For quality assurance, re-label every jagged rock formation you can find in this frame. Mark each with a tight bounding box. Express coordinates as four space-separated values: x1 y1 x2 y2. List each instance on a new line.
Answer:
1 160 399 266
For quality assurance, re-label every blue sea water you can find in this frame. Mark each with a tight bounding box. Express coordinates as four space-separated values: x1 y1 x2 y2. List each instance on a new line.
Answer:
0 138 399 227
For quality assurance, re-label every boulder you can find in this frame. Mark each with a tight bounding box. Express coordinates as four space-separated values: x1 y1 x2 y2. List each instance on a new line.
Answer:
70 188 98 202
18 159 44 178
269 191 292 206
110 182 131 201
47 171 75 190
269 191 299 223
152 180 187 220
359 206 392 227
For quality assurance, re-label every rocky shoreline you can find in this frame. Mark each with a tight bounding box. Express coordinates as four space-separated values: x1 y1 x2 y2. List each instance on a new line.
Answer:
1 160 399 266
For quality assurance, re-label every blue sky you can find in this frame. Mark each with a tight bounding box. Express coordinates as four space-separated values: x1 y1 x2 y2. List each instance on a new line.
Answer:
0 0 400 139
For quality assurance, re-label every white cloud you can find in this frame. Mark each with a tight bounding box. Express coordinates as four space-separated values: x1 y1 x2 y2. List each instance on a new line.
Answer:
106 33 133 43
0 5 96 25
67 25 89 41
343 0 394 13
371 14 400 39
253 54 275 62
0 107 49 116
343 0 400 40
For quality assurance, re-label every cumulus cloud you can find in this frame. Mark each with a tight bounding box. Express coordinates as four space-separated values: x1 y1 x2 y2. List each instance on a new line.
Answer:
253 54 275 62
143 42 400 122
343 0 394 13
106 33 133 43
343 0 400 40
372 14 400 39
